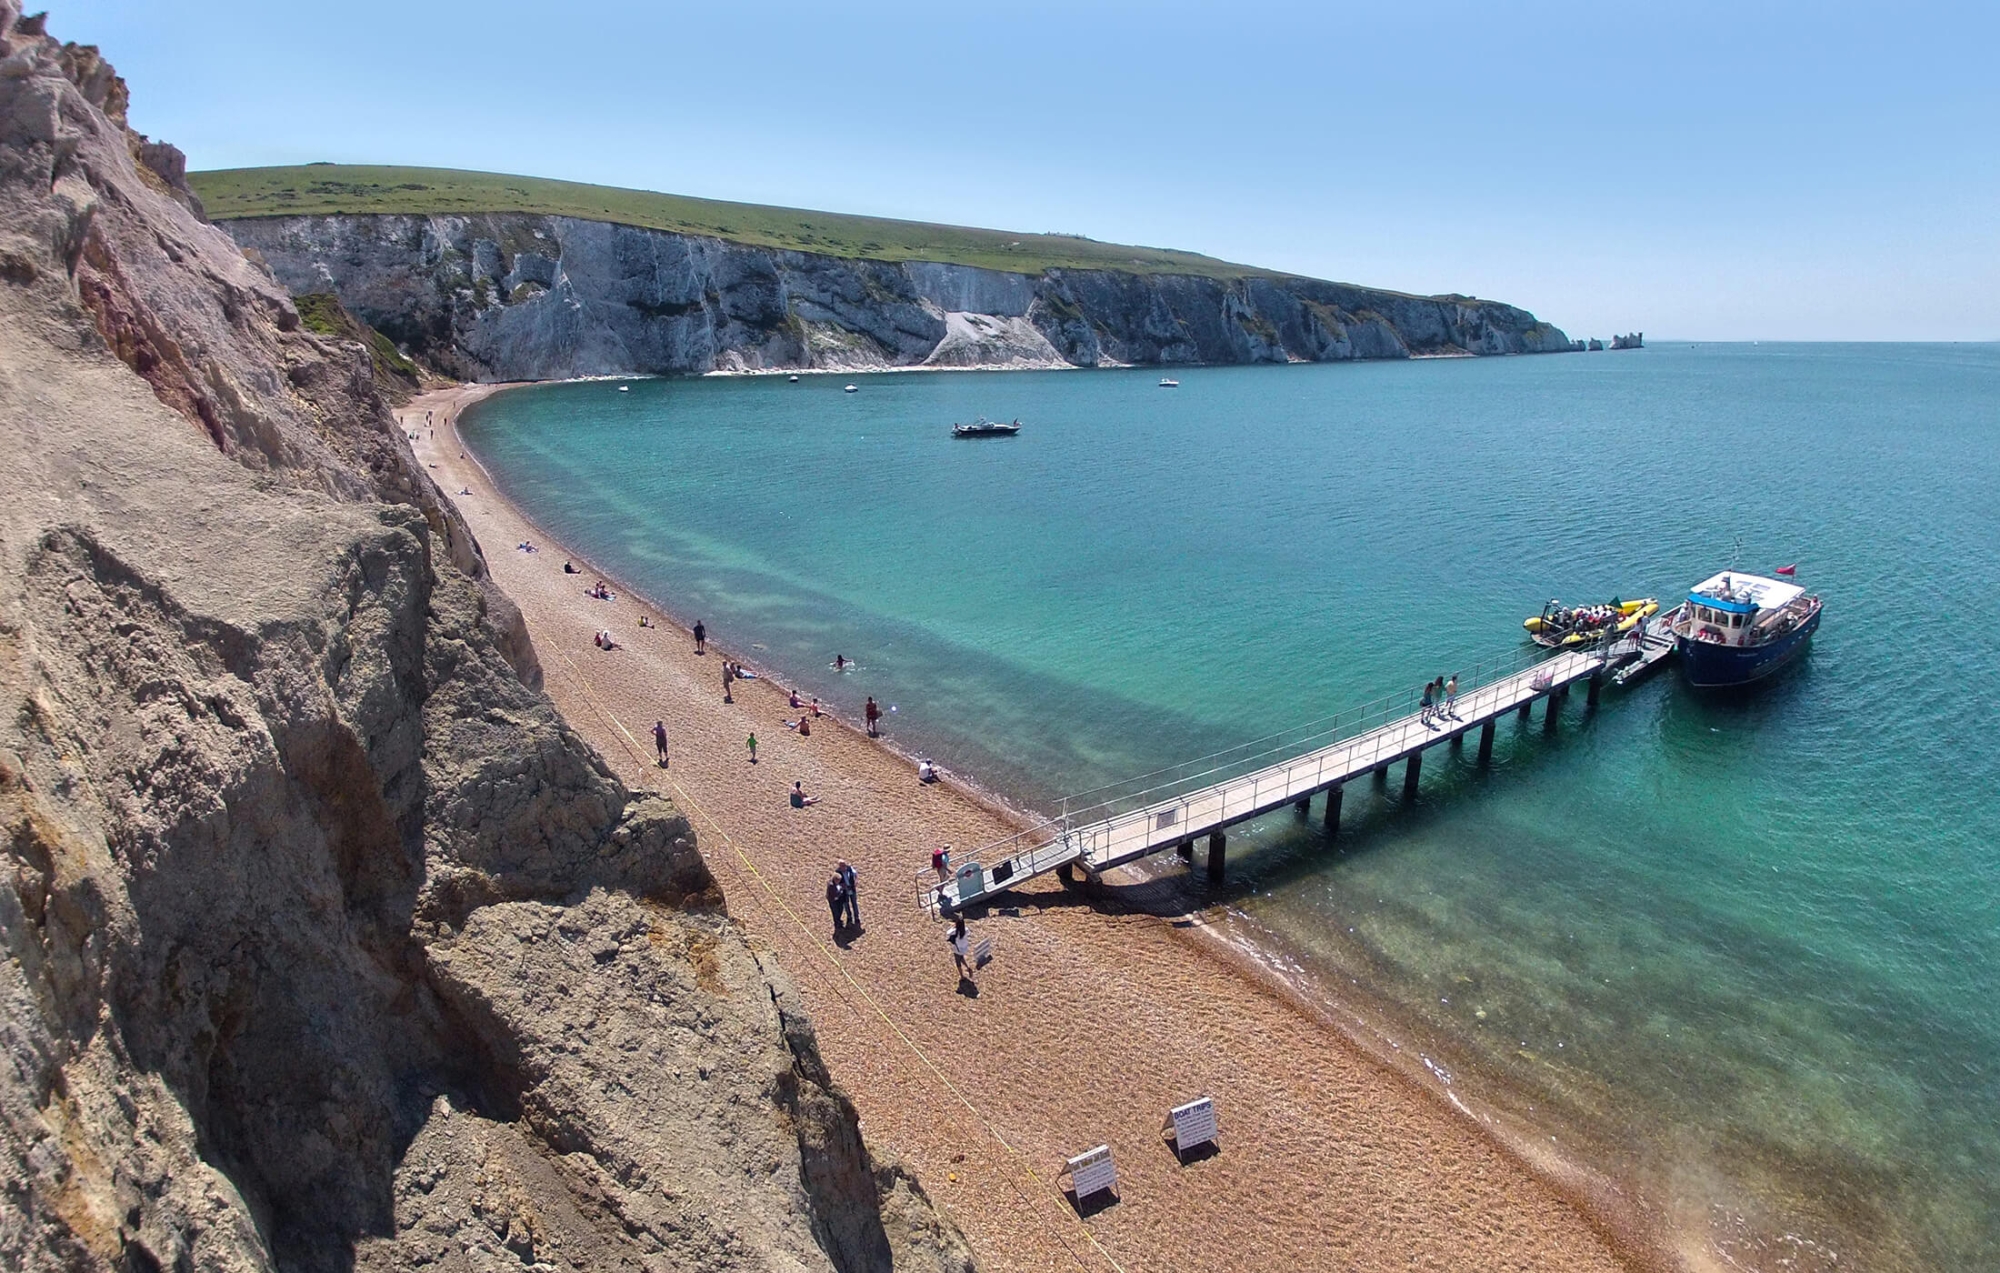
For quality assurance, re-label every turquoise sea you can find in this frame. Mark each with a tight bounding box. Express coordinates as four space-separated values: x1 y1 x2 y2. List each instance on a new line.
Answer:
463 344 2000 1271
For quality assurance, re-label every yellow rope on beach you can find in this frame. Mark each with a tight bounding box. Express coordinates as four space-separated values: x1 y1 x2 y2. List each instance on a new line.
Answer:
550 649 1129 1273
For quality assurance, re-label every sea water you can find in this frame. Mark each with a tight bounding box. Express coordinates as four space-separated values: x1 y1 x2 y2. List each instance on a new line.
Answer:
463 344 2000 1271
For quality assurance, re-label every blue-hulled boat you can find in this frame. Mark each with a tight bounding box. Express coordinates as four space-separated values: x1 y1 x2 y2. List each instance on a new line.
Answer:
1671 570 1822 688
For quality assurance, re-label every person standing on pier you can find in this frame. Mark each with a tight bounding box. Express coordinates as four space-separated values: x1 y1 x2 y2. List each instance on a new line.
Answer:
1444 674 1460 720
1420 679 1437 728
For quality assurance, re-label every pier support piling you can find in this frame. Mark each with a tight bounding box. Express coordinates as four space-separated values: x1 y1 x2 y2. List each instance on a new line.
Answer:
1544 693 1560 731
1477 719 1496 766
1206 831 1227 882
1403 750 1423 800
1325 783 1344 840
1517 700 1532 720
1373 763 1389 785
1294 797 1311 817
1587 673 1602 708
1176 839 1193 862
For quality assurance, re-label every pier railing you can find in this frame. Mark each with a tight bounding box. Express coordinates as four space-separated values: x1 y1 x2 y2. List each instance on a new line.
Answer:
962 635 1634 876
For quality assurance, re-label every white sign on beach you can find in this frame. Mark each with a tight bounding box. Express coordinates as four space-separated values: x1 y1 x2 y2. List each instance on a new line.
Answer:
1168 1096 1218 1157
1063 1144 1117 1199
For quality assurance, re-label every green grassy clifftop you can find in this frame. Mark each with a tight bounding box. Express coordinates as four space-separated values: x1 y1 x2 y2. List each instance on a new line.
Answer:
189 163 1281 280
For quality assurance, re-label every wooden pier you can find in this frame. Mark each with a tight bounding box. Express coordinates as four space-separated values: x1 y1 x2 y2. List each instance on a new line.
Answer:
925 633 1668 914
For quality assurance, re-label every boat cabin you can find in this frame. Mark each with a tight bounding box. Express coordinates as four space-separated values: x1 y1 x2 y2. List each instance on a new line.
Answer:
1680 572 1805 648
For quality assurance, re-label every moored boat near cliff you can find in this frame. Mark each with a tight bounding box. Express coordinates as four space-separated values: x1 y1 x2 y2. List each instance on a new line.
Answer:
1672 569 1821 688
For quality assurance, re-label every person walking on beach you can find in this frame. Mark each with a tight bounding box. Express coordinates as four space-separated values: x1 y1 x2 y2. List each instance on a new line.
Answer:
865 697 881 737
837 860 860 928
932 844 951 881
693 620 706 654
825 871 847 935
1444 674 1459 720
747 733 759 764
723 661 735 703
948 916 974 983
652 719 670 768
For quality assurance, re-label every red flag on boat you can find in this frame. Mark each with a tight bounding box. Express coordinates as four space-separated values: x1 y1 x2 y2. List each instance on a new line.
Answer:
1774 564 1797 576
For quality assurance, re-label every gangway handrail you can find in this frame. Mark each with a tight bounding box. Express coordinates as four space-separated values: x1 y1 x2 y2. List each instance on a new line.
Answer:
966 639 1570 866
922 637 1648 916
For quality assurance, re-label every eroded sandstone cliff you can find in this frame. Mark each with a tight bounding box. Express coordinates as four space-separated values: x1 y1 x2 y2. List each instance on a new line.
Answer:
0 7 971 1271
220 211 1572 381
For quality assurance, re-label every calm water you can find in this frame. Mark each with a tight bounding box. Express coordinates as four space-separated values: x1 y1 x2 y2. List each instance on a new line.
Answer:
464 345 2000 1271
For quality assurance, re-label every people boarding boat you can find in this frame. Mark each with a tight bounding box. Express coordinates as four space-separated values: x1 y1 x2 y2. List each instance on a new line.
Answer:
1672 569 1821 688
951 417 1021 438
1523 597 1658 649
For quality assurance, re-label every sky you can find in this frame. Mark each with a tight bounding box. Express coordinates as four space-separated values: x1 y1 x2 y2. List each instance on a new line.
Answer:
52 0 2000 341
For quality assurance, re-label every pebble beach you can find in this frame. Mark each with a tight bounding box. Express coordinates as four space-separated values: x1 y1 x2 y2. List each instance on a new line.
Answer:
406 382 1646 1273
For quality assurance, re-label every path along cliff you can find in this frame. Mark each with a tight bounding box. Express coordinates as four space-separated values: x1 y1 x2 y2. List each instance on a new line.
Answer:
218 212 1572 381
0 8 972 1272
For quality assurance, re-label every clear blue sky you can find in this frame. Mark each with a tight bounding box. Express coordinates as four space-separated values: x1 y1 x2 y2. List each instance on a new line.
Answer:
56 0 1998 341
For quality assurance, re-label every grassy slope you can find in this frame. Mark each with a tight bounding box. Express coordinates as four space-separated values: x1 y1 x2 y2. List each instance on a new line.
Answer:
188 163 1294 281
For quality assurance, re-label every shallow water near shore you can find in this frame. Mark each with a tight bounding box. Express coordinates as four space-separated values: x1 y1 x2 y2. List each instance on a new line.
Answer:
464 344 2000 1271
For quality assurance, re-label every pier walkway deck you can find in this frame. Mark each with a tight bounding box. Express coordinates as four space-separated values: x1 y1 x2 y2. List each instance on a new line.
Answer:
923 633 1659 915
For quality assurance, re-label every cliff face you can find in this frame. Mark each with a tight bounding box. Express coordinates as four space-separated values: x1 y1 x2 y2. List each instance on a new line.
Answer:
0 8 971 1273
222 212 1572 381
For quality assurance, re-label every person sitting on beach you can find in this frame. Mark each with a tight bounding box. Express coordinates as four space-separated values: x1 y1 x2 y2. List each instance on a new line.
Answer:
786 716 811 737
564 560 578 574
789 781 820 808
811 697 824 718
917 758 940 785
789 690 804 709
458 487 471 496
594 630 618 650
517 540 536 553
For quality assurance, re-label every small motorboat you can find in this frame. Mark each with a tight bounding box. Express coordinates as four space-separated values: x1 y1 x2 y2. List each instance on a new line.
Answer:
617 385 629 392
788 374 800 382
1158 377 1180 387
1524 597 1659 649
843 383 858 393
952 417 1021 438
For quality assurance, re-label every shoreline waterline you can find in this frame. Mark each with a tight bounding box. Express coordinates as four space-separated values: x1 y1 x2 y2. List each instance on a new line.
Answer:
413 378 1667 1271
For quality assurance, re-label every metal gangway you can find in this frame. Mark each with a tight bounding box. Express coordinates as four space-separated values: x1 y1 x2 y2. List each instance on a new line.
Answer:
918 633 1652 916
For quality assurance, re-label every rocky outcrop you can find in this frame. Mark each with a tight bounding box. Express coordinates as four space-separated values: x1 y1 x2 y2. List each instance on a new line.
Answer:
220 212 1572 382
0 8 972 1273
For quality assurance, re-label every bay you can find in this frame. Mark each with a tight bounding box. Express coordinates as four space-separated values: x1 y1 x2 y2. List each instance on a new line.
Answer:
463 343 2000 1271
